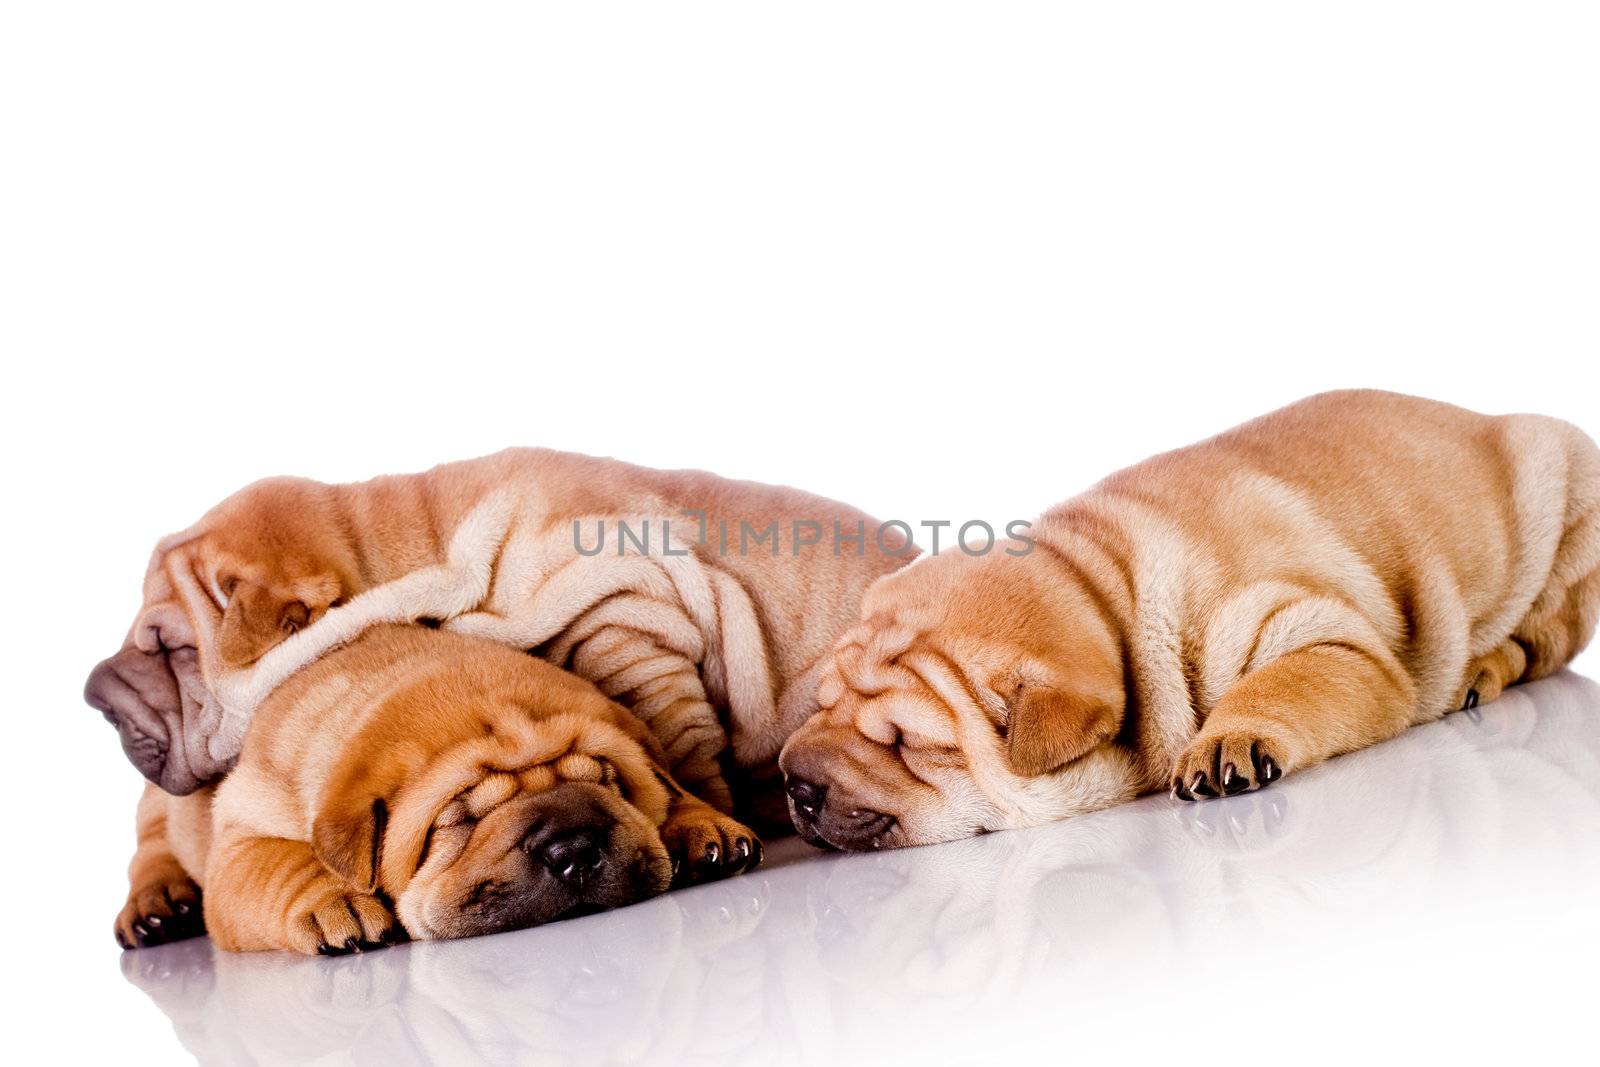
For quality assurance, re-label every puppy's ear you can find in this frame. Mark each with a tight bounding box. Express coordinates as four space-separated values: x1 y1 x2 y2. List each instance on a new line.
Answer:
217 574 339 669
1002 680 1123 777
313 796 388 893
312 752 399 892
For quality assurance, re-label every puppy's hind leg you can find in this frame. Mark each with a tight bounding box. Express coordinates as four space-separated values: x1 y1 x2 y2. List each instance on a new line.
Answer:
1511 510 1600 685
1494 418 1600 691
1172 638 1416 800
117 784 206 949
563 624 736 814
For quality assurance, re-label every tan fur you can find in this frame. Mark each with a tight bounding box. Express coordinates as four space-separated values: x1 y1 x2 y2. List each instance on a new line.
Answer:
113 784 209 949
116 626 759 954
780 391 1600 848
85 449 912 812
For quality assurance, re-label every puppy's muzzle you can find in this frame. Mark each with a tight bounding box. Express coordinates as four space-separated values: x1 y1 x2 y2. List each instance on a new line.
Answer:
530 827 606 887
85 647 186 792
519 788 642 906
779 754 898 852
449 783 667 939
781 776 841 850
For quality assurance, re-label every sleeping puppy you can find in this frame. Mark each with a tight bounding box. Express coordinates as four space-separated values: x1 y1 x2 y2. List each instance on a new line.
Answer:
779 391 1600 849
82 448 912 822
115 624 758 954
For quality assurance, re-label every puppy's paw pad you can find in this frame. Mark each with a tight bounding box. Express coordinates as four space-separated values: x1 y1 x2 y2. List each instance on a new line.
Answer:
295 890 403 956
1170 734 1284 802
116 870 205 950
662 806 762 888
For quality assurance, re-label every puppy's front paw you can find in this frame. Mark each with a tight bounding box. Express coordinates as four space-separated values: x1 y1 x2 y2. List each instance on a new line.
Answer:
1171 732 1286 802
116 864 205 950
661 803 762 888
288 886 405 956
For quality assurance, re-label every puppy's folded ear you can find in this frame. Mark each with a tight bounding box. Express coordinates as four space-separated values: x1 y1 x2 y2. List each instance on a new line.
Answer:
1002 680 1123 777
312 751 400 892
313 795 387 893
217 574 340 669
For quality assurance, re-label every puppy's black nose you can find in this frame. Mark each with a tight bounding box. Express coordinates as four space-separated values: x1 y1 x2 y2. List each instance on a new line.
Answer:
537 829 605 885
786 777 827 821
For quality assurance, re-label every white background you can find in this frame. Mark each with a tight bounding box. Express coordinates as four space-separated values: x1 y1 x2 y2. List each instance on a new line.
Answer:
2 2 1596 1063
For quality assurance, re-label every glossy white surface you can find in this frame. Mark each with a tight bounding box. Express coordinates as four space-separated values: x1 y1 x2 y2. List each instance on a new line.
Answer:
118 670 1600 1065
10 4 1599 1062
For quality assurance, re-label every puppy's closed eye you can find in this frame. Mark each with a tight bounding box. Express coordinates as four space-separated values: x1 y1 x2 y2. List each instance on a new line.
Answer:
905 744 966 771
418 822 475 872
418 800 475 871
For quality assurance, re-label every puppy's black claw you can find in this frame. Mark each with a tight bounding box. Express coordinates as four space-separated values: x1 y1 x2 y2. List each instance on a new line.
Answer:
704 842 720 866
316 942 336 956
749 838 764 870
1260 755 1281 783
1464 688 1480 711
1221 763 1249 795
343 937 362 954
174 902 192 916
1190 771 1219 798
1172 777 1195 802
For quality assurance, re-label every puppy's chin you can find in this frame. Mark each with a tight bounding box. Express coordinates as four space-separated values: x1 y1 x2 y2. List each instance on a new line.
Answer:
793 822 841 852
397 782 672 941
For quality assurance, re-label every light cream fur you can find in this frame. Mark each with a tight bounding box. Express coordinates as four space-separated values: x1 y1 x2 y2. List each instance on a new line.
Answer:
780 391 1600 848
91 449 912 811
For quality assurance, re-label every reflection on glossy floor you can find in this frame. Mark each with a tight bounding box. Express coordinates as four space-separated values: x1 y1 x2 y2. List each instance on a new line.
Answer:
123 671 1600 1065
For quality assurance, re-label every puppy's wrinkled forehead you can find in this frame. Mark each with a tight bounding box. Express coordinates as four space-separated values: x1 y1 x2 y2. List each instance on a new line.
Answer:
813 616 995 751
439 751 632 825
818 619 924 705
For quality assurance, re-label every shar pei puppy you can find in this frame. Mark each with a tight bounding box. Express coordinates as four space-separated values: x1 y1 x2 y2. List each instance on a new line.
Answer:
779 390 1600 849
117 625 760 954
85 448 913 837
